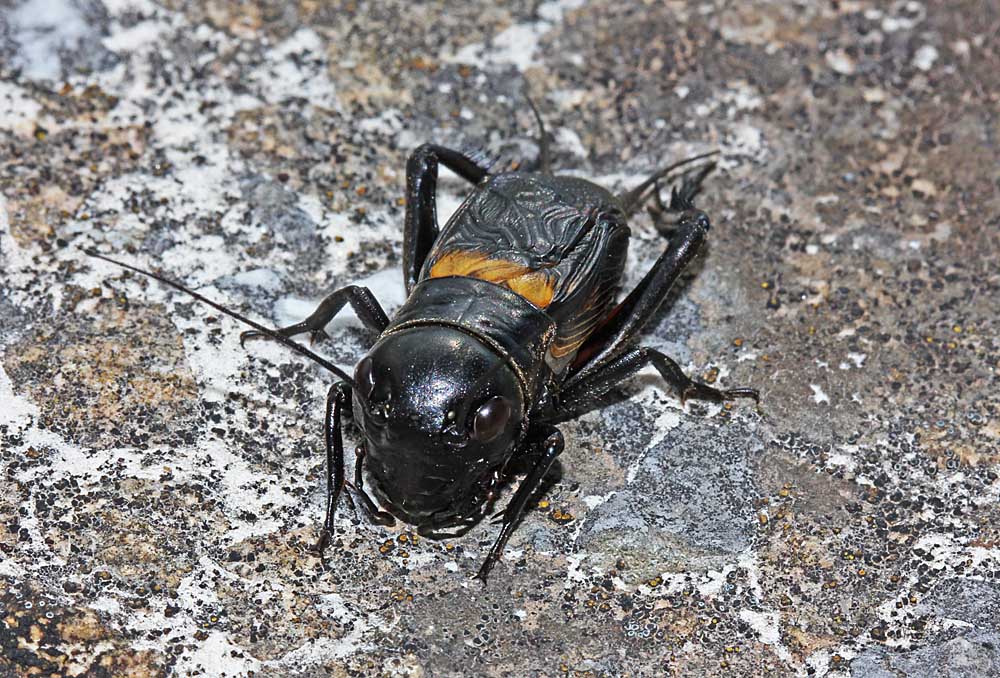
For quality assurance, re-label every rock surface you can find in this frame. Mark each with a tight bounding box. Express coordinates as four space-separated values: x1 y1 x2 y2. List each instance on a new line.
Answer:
1 0 998 676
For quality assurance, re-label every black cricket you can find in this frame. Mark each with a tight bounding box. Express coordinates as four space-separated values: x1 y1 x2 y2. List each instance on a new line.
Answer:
87 102 758 582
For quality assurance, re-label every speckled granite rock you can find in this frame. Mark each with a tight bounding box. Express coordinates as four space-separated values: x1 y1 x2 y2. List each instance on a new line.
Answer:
1 0 999 676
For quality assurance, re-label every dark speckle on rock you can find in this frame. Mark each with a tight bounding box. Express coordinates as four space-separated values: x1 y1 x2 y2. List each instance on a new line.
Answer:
2 0 999 675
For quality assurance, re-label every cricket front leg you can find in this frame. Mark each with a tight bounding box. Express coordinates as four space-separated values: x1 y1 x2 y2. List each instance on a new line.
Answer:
476 427 564 584
240 285 389 346
315 382 350 554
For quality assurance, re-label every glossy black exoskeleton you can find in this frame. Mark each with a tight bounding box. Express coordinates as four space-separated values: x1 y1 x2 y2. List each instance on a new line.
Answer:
87 99 758 583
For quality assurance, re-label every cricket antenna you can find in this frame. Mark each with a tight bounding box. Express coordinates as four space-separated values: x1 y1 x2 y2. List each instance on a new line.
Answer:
522 81 550 175
83 248 355 386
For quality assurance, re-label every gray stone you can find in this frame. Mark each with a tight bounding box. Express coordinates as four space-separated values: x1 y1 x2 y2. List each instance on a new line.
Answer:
241 176 321 251
577 418 762 576
919 578 1000 630
852 630 1000 678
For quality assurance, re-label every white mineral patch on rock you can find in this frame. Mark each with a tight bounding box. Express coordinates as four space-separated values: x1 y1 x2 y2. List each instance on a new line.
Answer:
444 0 586 69
0 362 37 430
826 49 856 75
249 28 339 110
101 16 170 53
0 81 43 137
175 630 261 676
913 45 939 71
6 0 89 81
230 268 284 291
722 123 766 165
555 127 587 158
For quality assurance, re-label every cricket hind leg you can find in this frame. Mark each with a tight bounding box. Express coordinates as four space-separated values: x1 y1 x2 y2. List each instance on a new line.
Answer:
565 162 720 386
552 347 758 420
240 285 389 347
403 144 492 294
646 163 714 236
563 209 710 386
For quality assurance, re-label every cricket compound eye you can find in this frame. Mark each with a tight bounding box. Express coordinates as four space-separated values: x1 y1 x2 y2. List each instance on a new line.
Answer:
471 396 511 443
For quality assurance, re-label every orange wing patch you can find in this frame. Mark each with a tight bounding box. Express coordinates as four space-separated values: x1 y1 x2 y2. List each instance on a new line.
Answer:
430 250 528 282
429 250 555 308
505 271 554 308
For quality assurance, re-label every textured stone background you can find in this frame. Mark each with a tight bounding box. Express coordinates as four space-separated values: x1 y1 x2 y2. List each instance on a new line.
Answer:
1 1 999 676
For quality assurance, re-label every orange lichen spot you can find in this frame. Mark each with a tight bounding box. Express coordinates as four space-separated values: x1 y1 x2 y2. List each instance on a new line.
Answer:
409 56 436 71
549 507 575 523
430 250 555 308
391 589 414 603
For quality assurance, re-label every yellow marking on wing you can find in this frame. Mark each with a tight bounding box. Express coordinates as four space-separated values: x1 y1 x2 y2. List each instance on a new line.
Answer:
549 321 597 358
549 336 586 359
506 271 555 308
548 289 613 358
429 250 524 281
430 250 556 308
